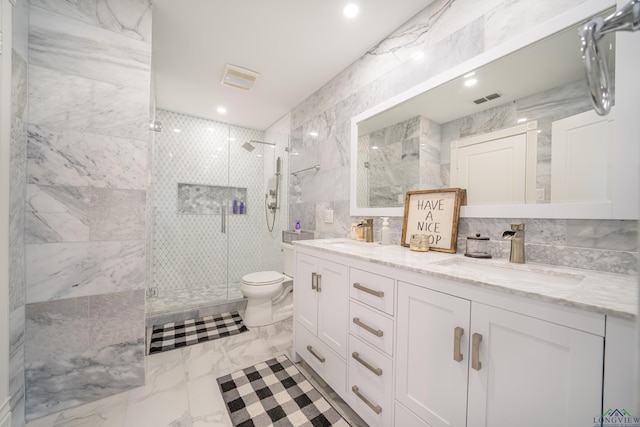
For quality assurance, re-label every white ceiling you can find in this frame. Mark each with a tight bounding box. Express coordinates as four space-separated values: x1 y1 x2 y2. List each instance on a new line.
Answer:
151 0 434 131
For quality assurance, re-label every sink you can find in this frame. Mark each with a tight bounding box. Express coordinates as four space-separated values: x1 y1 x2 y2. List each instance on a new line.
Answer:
321 239 382 248
434 258 585 288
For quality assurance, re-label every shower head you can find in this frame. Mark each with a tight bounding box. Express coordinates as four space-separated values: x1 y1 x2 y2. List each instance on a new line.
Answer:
242 142 256 152
242 140 276 152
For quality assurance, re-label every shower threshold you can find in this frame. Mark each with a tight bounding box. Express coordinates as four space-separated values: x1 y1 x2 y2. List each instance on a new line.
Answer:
146 284 245 327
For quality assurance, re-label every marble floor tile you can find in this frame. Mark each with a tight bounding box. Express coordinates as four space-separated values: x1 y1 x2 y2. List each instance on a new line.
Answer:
24 317 366 427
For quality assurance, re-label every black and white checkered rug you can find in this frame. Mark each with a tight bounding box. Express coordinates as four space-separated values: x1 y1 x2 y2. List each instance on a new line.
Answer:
217 355 350 427
149 311 248 354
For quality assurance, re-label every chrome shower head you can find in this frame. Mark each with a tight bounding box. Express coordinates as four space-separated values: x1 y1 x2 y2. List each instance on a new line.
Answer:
242 140 275 152
242 141 256 152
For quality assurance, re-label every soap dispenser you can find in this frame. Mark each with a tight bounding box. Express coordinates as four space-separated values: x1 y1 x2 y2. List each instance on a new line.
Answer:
380 217 391 245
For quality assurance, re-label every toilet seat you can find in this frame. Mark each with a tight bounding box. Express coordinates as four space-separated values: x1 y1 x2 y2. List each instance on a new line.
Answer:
242 271 284 286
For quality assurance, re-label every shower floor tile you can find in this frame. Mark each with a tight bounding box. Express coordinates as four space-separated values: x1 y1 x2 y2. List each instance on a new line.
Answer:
23 318 367 427
146 283 245 318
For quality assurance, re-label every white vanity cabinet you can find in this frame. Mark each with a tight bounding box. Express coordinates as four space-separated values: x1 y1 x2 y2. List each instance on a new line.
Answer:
396 280 605 427
293 242 634 427
294 251 349 394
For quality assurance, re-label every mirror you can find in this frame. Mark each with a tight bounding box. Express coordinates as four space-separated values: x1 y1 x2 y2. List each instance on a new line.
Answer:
351 3 638 220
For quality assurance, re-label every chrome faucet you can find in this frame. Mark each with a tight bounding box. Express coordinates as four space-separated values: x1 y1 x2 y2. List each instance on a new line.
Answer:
502 223 525 263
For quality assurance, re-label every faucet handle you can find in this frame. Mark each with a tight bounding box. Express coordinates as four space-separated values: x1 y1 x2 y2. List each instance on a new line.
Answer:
510 223 525 231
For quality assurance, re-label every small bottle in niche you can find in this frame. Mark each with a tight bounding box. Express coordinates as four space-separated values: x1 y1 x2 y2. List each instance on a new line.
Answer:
232 199 238 214
295 220 301 233
239 201 245 214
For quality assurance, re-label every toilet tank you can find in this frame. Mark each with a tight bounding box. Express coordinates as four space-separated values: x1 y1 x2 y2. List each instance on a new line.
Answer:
282 242 294 277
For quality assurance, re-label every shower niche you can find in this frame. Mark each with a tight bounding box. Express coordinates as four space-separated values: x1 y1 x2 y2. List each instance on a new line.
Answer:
177 183 247 215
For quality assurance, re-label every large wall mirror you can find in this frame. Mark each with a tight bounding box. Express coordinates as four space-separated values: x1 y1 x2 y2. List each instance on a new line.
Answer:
350 0 639 220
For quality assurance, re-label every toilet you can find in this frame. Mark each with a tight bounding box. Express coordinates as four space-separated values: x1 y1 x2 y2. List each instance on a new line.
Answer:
240 242 294 327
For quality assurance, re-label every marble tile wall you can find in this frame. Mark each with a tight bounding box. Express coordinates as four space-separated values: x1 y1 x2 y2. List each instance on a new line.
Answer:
9 0 30 425
23 0 152 421
288 0 638 274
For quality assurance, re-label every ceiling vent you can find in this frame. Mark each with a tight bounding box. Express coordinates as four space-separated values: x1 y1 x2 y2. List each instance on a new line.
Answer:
473 92 502 105
221 64 259 91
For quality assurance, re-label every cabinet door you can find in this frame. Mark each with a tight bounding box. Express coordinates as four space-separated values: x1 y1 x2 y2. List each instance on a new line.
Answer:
396 282 471 427
294 252 318 334
317 259 349 358
467 303 604 427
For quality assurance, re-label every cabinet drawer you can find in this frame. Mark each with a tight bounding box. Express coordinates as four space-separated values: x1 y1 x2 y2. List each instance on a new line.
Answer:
295 323 346 396
349 301 394 356
350 268 395 315
348 370 394 427
348 335 393 396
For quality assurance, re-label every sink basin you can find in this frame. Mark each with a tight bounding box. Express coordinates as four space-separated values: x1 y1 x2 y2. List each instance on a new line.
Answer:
321 239 382 248
434 258 585 288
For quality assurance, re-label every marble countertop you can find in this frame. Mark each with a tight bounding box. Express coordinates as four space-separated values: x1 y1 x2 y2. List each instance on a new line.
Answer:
293 238 638 320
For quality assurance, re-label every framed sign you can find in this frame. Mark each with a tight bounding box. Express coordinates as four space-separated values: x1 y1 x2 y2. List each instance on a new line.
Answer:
401 188 466 253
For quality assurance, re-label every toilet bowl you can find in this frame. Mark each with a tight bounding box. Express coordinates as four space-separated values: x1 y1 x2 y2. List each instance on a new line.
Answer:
240 242 294 327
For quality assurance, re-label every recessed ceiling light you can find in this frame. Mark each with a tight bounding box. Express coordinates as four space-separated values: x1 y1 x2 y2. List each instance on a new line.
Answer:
343 3 359 18
464 78 477 87
217 106 227 114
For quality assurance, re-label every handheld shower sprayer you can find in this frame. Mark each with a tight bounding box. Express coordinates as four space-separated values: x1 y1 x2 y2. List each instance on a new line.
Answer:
265 156 282 232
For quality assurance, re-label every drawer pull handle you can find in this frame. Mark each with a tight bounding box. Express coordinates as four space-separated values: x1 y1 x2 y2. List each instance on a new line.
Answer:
353 282 384 298
453 327 464 362
311 272 317 291
306 345 325 363
317 273 322 292
352 352 383 376
353 317 384 337
352 385 382 414
472 333 482 371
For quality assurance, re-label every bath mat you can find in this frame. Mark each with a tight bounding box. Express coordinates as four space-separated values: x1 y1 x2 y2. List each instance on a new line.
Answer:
149 311 248 354
217 355 350 427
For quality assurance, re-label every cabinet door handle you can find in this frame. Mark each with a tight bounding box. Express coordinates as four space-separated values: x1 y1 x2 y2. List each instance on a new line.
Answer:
472 332 482 371
306 345 325 363
352 352 383 376
311 272 317 291
316 273 322 292
353 317 384 337
353 282 384 298
352 385 382 414
453 327 464 362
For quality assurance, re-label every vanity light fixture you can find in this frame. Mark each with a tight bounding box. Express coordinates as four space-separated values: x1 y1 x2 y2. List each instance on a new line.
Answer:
343 3 359 18
221 64 259 91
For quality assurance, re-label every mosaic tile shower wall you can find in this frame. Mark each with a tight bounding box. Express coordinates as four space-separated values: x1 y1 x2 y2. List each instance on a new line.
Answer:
152 110 266 298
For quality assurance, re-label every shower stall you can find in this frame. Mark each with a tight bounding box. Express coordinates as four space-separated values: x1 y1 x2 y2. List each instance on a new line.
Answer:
146 109 288 322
